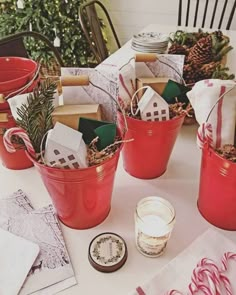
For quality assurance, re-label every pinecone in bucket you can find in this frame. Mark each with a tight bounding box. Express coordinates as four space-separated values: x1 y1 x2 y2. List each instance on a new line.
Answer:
200 61 221 79
187 35 213 65
216 144 236 162
168 43 188 55
183 63 203 85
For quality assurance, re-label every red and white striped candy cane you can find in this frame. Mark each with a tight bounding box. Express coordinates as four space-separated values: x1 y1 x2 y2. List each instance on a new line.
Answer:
3 127 36 158
197 123 213 149
221 252 236 272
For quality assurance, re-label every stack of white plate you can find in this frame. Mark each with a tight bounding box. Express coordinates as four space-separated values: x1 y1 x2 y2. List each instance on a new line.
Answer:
131 32 169 53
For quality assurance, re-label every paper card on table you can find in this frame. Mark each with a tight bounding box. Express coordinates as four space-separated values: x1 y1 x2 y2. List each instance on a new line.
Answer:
135 54 185 84
79 117 116 150
161 79 190 104
0 228 39 295
130 229 236 295
0 189 34 223
61 65 119 122
0 204 76 295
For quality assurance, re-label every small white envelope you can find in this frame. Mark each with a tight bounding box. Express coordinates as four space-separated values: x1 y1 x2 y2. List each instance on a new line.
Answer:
0 228 39 295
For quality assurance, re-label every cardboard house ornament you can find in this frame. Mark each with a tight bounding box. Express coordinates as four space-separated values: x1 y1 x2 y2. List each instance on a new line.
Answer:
138 86 169 122
44 122 88 169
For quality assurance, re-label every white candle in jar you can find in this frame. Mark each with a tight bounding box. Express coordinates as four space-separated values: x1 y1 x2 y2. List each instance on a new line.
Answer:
138 215 169 237
135 196 175 257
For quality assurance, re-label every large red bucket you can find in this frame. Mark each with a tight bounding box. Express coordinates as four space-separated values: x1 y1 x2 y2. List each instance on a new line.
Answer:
27 148 122 229
198 143 236 230
0 56 38 169
0 56 38 97
117 112 185 179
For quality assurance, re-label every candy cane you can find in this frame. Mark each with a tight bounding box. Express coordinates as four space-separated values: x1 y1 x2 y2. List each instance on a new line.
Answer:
3 127 36 158
197 122 213 149
221 252 236 272
168 252 236 295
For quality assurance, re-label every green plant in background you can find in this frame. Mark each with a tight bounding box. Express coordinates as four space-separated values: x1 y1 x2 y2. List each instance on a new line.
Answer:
0 0 95 67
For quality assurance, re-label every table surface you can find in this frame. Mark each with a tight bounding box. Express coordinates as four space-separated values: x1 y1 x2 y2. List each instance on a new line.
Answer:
1 24 236 295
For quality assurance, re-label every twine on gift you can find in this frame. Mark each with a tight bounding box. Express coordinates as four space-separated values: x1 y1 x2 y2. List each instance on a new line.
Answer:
130 86 150 117
5 64 41 100
3 127 36 158
165 251 236 295
197 83 236 149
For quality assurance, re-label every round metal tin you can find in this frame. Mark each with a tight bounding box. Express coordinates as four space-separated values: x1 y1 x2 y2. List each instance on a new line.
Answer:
88 232 128 273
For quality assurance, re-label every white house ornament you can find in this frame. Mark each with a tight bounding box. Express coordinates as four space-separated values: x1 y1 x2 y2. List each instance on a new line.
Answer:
44 122 88 169
138 86 169 122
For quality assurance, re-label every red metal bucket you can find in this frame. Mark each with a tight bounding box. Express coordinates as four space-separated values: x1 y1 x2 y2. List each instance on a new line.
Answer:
117 112 185 179
198 143 236 230
27 148 122 229
0 57 38 96
0 110 33 169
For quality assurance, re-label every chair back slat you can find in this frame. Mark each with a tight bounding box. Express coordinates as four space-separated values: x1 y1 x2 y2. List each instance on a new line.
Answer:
202 0 209 28
185 0 190 26
85 4 109 62
178 0 182 26
79 0 121 65
210 0 218 28
227 0 236 29
193 0 200 27
218 0 228 29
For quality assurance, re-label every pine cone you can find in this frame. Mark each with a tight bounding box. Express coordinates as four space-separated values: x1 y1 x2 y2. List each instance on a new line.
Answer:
187 35 213 65
200 61 220 79
183 63 203 84
168 43 187 55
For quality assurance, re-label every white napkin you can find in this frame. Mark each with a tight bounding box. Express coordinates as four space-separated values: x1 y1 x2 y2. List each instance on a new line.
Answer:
187 79 236 148
130 229 236 295
0 228 39 295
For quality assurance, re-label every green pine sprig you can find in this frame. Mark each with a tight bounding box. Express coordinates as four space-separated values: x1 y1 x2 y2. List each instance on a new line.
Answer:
16 80 57 153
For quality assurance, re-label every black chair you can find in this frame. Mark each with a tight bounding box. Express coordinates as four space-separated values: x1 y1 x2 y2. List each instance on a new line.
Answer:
178 0 236 29
79 0 121 64
0 31 64 71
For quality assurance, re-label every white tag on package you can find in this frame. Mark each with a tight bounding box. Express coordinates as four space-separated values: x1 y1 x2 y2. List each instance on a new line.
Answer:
0 228 39 295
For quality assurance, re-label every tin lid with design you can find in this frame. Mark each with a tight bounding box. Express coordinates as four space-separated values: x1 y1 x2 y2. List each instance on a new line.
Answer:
88 232 128 273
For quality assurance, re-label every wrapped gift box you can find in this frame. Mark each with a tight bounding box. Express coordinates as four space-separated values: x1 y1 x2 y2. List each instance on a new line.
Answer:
52 104 101 130
136 77 169 99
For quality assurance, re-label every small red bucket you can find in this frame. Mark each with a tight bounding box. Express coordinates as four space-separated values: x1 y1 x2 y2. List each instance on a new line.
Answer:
0 112 33 170
27 147 122 229
117 112 185 179
198 143 236 230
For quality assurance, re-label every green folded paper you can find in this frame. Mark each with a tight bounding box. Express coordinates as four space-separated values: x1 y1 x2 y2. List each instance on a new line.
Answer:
162 79 190 105
79 117 116 150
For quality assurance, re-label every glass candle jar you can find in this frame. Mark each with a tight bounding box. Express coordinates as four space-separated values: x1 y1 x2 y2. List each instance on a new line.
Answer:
135 196 176 257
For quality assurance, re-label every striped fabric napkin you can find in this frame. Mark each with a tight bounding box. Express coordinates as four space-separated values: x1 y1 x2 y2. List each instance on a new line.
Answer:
130 229 236 295
187 79 236 149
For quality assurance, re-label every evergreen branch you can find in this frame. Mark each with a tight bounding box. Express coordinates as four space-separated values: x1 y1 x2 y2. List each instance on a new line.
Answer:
16 80 57 153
